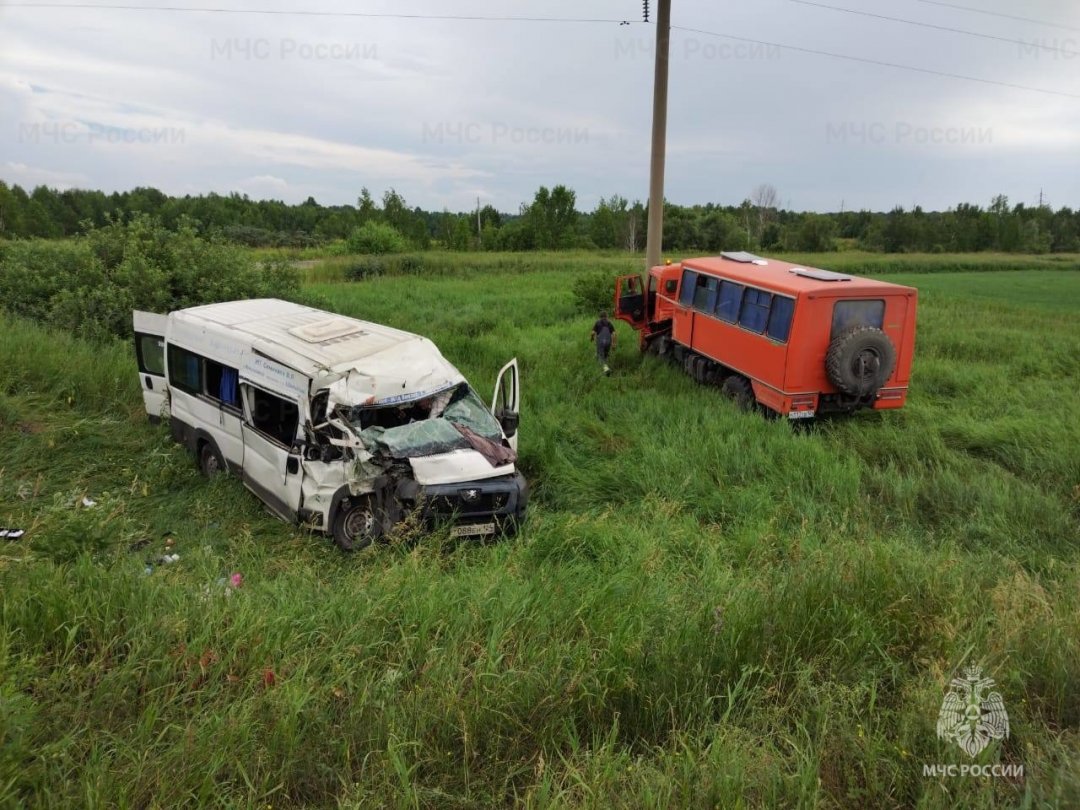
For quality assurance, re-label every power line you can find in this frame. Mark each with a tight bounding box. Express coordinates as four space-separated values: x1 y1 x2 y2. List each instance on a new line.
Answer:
672 25 1080 100
790 0 1080 59
907 0 1080 35
3 2 636 24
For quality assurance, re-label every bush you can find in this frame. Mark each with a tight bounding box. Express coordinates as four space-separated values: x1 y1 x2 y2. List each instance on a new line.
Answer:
571 272 616 316
344 259 385 281
0 215 301 341
345 221 409 255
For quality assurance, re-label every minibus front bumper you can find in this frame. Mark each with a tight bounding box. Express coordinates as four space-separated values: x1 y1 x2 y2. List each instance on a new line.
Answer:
396 472 528 536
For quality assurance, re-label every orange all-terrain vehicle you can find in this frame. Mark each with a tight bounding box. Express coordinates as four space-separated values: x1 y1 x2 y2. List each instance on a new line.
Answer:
614 252 917 418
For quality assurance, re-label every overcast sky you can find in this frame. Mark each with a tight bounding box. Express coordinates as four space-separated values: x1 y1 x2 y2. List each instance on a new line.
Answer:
2 0 1078 212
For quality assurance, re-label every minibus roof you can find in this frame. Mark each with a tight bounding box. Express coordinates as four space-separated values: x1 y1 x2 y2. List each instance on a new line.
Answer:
173 299 464 397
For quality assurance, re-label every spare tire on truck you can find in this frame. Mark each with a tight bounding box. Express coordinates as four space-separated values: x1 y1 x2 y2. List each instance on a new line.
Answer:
825 326 897 397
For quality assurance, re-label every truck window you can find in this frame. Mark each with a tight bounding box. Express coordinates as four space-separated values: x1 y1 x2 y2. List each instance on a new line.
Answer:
766 295 795 342
664 279 677 294
693 275 719 313
204 359 240 409
738 288 773 333
716 281 743 323
832 300 884 338
246 386 299 447
679 270 697 306
136 334 165 376
167 344 202 394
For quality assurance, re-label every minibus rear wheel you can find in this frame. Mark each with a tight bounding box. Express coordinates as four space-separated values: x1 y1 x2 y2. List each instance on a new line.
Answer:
333 497 378 552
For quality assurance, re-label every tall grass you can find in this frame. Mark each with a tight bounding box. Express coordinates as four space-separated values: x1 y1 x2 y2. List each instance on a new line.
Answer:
1 266 1078 807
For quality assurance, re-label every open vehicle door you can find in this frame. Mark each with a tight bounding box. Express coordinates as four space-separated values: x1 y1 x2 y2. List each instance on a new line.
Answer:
491 358 521 452
614 274 647 329
132 310 168 422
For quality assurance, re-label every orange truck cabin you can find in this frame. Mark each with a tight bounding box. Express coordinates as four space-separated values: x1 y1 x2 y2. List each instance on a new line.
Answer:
614 252 917 418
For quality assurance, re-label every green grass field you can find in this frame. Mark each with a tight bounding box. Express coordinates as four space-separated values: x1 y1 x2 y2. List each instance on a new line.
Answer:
1 259 1078 808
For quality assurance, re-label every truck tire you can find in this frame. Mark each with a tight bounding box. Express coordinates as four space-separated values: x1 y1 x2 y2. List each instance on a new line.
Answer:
826 326 897 397
721 375 755 411
332 496 378 552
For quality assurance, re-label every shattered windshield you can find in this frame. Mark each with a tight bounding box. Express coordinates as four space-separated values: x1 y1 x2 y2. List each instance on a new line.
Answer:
341 383 504 458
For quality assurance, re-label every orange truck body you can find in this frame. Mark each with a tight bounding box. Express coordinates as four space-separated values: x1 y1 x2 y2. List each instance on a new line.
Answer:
614 253 918 418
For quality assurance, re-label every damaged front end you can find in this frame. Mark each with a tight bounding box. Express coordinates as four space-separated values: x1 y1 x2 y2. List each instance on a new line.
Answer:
301 382 527 547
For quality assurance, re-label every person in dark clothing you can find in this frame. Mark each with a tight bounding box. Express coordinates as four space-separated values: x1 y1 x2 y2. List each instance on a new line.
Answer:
591 311 617 374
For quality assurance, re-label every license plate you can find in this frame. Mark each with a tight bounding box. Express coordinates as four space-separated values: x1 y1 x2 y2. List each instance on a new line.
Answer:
788 410 815 420
450 523 496 538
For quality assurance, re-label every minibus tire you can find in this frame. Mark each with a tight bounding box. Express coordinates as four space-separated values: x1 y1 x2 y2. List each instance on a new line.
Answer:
333 497 377 552
198 441 225 478
826 326 896 396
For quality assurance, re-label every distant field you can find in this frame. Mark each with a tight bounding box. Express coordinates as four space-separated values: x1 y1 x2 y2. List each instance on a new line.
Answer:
1 261 1078 807
290 248 1080 285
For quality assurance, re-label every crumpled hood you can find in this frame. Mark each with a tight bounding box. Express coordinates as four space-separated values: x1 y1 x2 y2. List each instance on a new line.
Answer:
408 449 516 485
324 336 465 407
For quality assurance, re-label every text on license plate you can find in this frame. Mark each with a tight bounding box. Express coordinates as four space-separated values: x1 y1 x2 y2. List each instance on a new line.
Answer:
450 523 496 538
788 410 815 420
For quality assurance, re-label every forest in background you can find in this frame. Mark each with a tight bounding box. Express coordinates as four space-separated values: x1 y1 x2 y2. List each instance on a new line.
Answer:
1 180 1077 255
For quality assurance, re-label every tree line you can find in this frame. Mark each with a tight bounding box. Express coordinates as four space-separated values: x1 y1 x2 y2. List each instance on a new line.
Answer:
1 179 1077 254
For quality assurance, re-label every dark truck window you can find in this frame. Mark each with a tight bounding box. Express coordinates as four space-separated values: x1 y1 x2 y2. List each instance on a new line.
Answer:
767 295 796 342
693 274 719 313
679 270 697 306
246 386 299 447
739 288 772 333
136 334 165 376
832 300 885 338
716 280 743 323
167 344 202 394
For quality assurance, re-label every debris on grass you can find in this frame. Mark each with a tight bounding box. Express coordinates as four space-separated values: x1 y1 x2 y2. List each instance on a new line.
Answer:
1 529 26 540
80 496 97 508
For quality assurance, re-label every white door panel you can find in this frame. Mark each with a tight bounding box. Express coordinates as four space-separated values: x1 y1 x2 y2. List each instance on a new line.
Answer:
132 311 168 421
491 358 521 452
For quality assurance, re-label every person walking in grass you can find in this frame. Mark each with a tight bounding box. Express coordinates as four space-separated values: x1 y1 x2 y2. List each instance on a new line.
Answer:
591 311 616 375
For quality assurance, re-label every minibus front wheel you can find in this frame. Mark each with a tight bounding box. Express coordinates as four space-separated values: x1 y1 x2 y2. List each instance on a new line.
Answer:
333 496 378 552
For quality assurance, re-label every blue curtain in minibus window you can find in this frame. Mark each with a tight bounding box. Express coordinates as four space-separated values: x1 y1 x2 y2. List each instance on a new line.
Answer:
219 367 239 407
185 354 200 388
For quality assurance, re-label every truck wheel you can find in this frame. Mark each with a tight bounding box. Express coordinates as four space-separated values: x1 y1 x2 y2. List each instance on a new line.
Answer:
826 326 896 397
198 441 225 478
333 497 377 552
721 375 755 411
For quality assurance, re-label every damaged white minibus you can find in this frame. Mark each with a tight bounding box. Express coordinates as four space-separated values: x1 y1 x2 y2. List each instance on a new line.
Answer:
132 299 527 550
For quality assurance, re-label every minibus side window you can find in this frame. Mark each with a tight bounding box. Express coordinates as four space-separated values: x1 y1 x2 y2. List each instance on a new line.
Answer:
245 386 299 447
716 281 743 323
767 296 795 343
167 344 202 394
136 335 165 376
204 359 240 409
679 270 698 306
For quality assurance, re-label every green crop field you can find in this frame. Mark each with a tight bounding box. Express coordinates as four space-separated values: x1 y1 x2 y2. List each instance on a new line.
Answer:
1 258 1078 808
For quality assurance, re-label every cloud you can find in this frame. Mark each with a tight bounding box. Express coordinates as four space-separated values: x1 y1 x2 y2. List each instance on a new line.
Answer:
0 0 1078 211
3 161 88 189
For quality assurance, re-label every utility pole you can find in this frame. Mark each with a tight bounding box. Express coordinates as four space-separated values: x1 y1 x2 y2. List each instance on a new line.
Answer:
644 0 671 271
476 196 482 246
